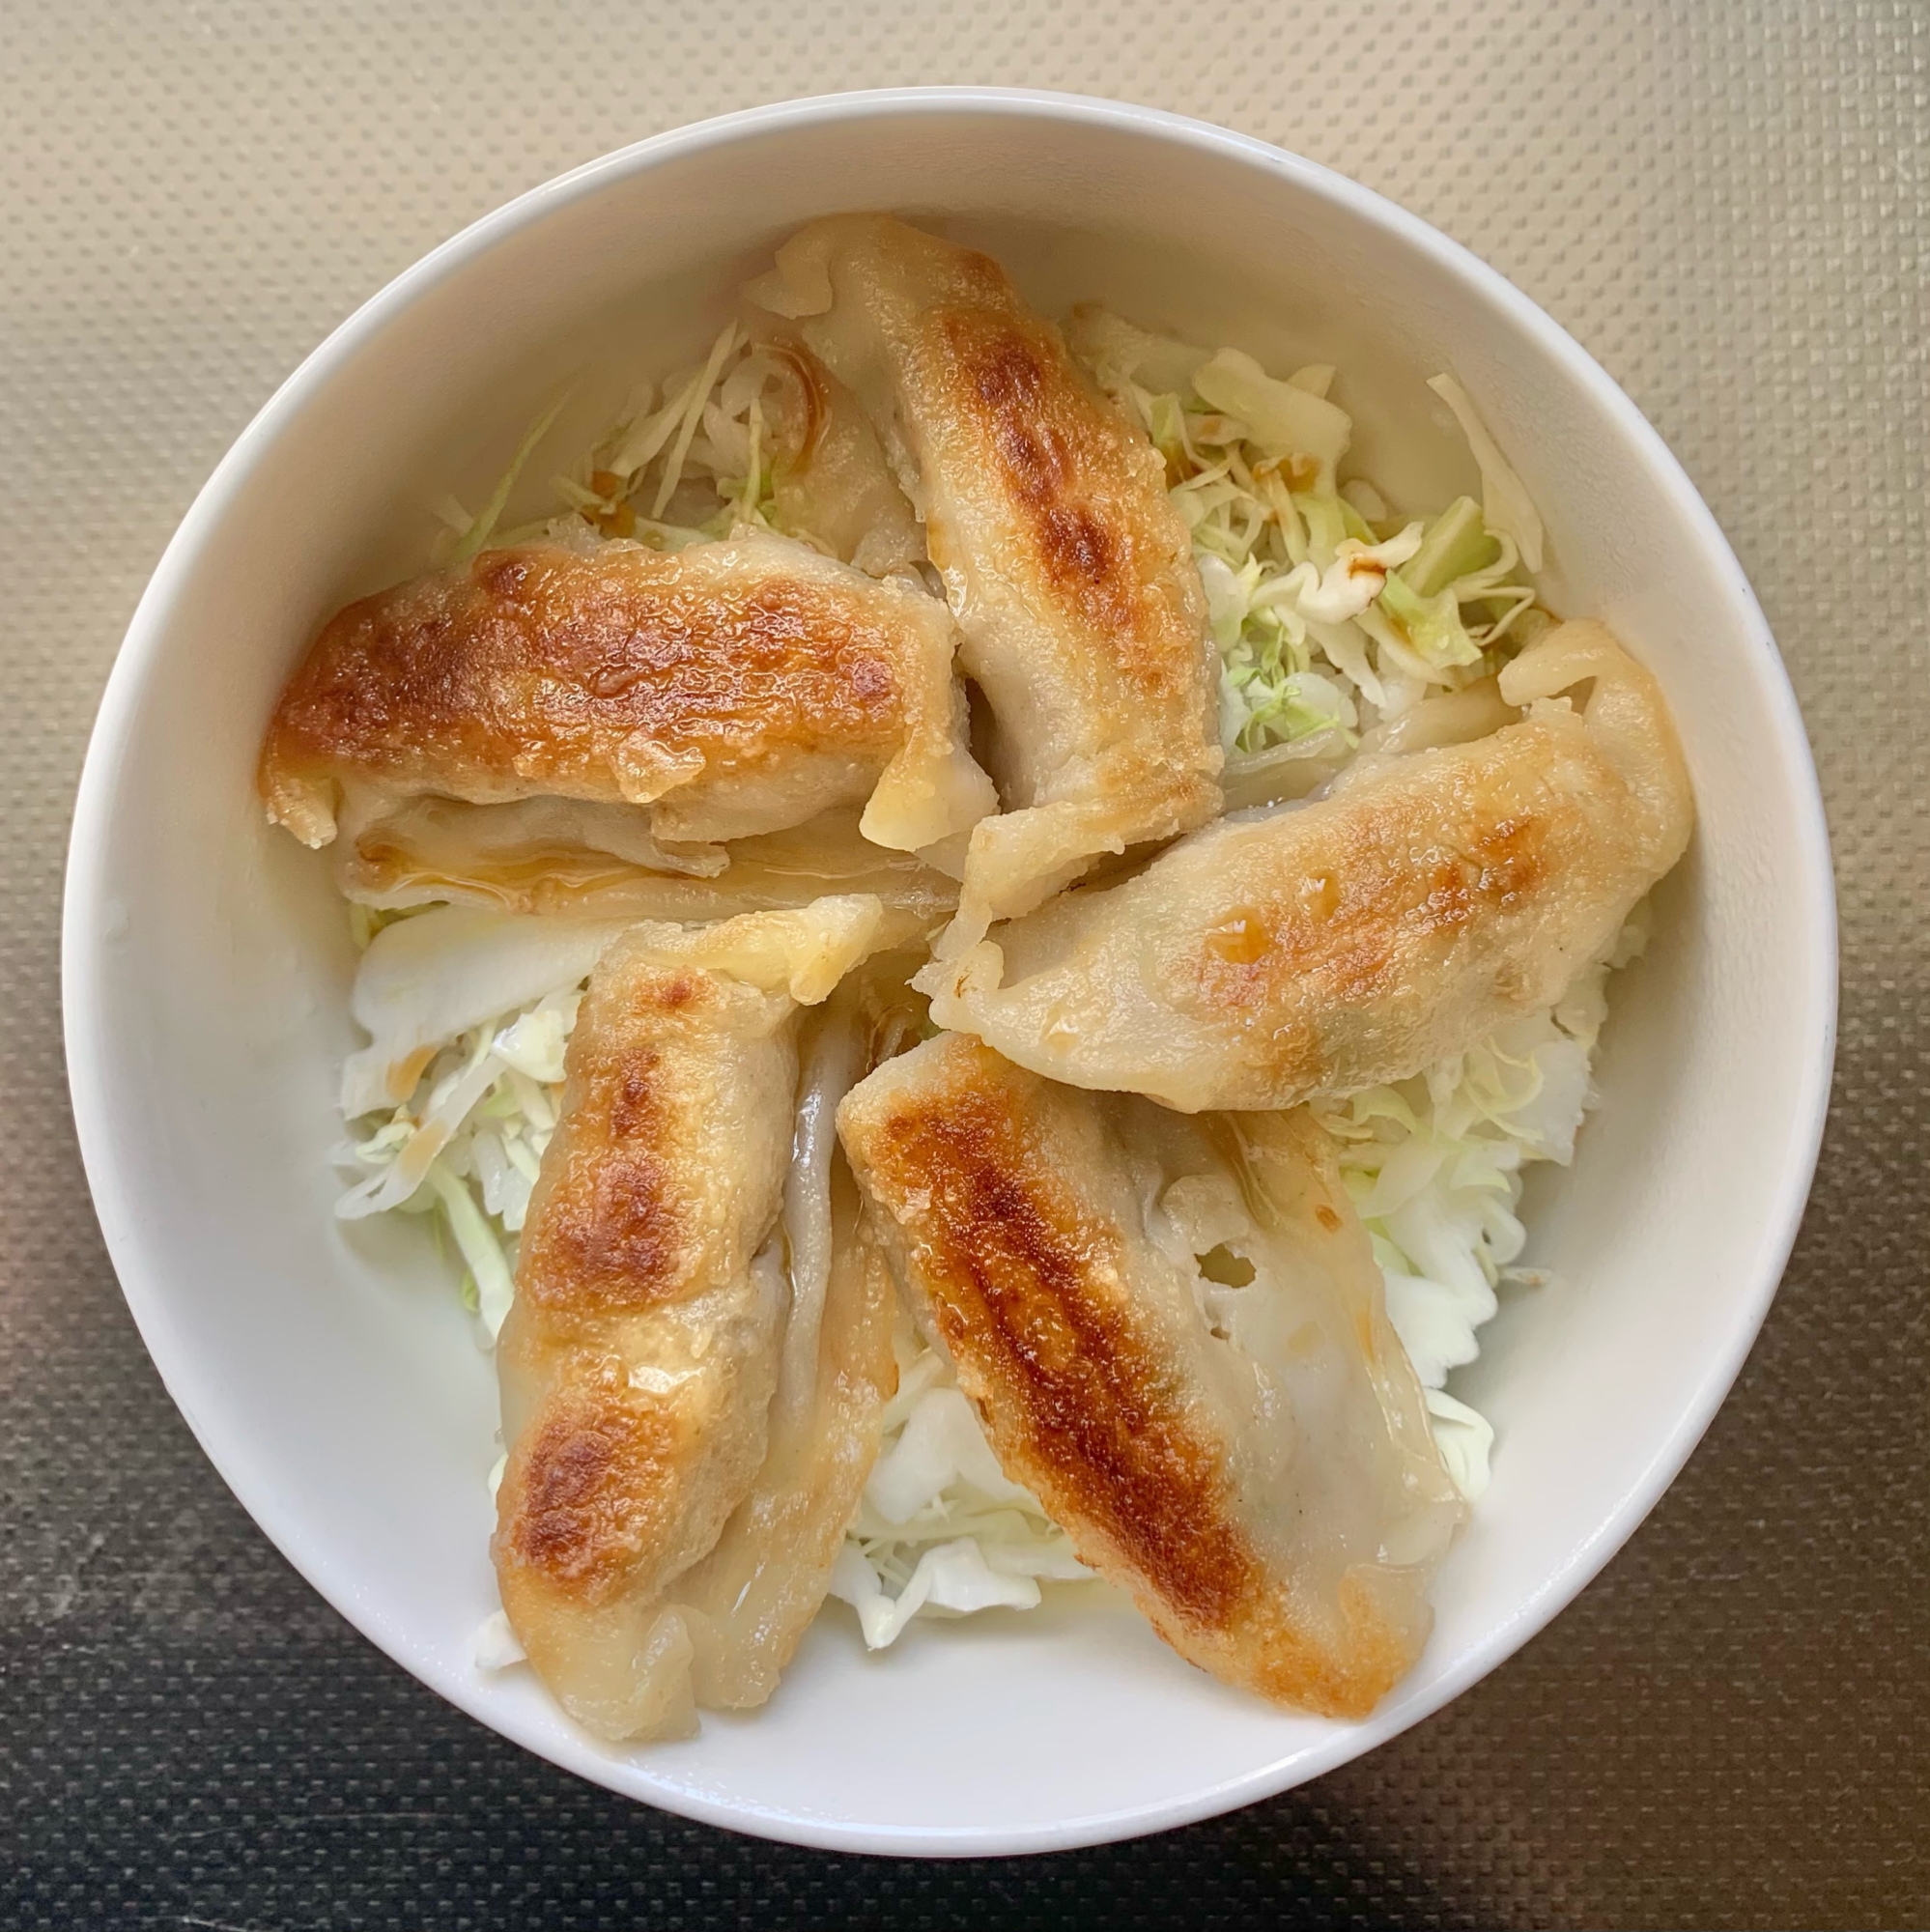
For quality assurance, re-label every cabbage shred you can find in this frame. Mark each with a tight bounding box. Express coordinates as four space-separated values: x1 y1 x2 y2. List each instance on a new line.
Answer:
827 1337 1093 1648
1311 916 1646 1499
346 318 1617 1653
1068 309 1545 756
433 321 790 565
333 951 578 1343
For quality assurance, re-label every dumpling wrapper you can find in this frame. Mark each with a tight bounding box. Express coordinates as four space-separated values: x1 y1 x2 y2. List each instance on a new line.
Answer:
746 329 927 578
750 214 1223 949
922 622 1693 1112
592 977 903 1726
837 1034 1466 1718
493 896 892 1742
336 797 958 935
258 529 995 859
652 1150 897 1718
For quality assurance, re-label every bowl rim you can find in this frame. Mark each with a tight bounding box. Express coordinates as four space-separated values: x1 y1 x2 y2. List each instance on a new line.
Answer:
61 85 1838 1857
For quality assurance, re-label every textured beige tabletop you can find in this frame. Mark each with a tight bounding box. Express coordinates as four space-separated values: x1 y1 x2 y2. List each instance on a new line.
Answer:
4 4 1925 1926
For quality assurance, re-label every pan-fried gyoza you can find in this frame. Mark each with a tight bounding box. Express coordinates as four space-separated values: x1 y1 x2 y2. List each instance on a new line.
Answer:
920 624 1692 1112
749 214 1224 948
492 899 891 1740
837 1035 1465 1717
260 529 994 857
272 215 1692 1740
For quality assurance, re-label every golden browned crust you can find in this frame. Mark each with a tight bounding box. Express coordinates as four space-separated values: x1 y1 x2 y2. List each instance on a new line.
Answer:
840 1037 1445 1719
919 292 1212 729
514 965 729 1319
1174 726 1590 1094
928 625 1692 1111
845 1038 1261 1630
1190 804 1549 1010
258 539 913 836
938 311 1194 700
499 1370 690 1600
488 919 818 1734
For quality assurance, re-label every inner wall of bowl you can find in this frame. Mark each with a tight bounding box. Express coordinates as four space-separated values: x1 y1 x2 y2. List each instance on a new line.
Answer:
75 101 1825 1847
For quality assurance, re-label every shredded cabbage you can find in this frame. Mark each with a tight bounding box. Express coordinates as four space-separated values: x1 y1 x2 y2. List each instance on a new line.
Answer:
1312 908 1649 1498
1062 317 1604 1502
448 394 570 564
433 322 802 566
833 935 1643 1633
473 1608 526 1670
334 907 587 1343
336 914 1093 1648
1070 310 1545 753
1427 374 1546 574
828 1336 1093 1648
342 904 1644 1644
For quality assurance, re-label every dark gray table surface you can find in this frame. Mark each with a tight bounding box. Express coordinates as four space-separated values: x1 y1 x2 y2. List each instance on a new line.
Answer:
4 3 1924 1924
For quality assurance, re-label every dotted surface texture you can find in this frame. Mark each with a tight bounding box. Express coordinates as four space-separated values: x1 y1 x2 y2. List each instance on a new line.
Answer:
3 3 1926 1926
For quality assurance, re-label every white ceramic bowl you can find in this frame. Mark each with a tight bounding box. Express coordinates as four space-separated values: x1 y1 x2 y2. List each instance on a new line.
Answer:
63 89 1835 1855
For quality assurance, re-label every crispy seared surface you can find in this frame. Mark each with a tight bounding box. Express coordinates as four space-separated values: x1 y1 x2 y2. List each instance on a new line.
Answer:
763 215 1221 933
837 1036 1459 1716
1177 638 1690 1093
491 921 801 1734
514 962 740 1321
919 295 1211 724
842 1037 1259 1626
927 624 1694 1111
258 533 957 846
502 1367 695 1592
1175 720 1588 1092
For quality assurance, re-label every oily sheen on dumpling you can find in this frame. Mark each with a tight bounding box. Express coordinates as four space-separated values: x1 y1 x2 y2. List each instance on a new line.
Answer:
923 623 1693 1112
258 529 994 859
335 797 960 934
492 897 890 1741
750 213 1223 946
838 1034 1465 1717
